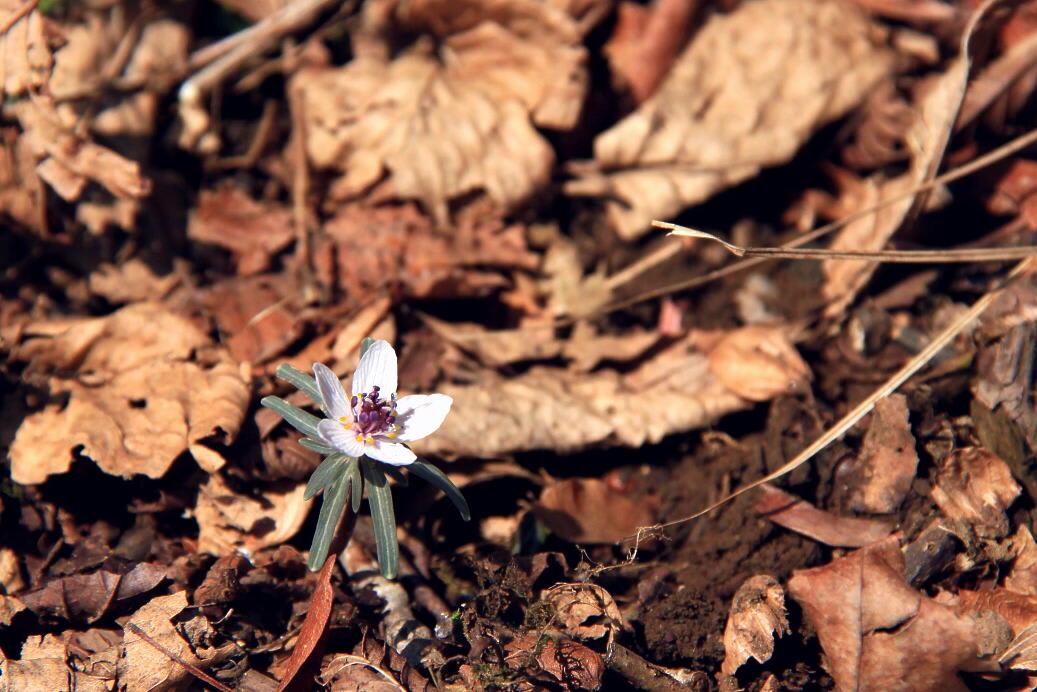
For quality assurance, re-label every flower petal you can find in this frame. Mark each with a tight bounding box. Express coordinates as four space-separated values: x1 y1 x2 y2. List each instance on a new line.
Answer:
317 419 366 457
394 394 452 442
352 340 397 397
365 440 416 466
313 363 350 419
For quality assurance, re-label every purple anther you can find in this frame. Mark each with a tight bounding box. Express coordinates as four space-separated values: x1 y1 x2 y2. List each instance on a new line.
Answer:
358 411 371 425
350 395 358 408
387 415 396 424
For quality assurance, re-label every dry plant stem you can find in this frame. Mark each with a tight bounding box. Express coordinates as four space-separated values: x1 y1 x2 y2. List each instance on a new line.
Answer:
634 255 1037 537
208 99 278 170
599 124 1037 317
0 0 39 36
956 30 1037 130
658 222 1037 263
608 642 707 692
124 622 234 692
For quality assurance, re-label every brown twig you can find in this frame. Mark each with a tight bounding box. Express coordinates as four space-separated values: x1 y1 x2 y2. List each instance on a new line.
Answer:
0 0 39 36
124 622 234 692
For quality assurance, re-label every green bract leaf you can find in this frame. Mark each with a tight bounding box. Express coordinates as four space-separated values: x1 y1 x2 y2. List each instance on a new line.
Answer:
260 396 320 438
348 458 363 513
409 458 471 521
274 363 322 404
359 337 375 358
307 470 351 571
382 464 409 487
362 458 399 579
305 453 347 500
299 437 335 455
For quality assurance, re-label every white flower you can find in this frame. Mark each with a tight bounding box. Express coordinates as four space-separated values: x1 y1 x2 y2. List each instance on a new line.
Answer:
313 341 452 466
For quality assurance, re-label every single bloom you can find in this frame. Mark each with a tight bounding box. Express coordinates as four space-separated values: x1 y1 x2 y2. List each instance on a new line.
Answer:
313 340 452 466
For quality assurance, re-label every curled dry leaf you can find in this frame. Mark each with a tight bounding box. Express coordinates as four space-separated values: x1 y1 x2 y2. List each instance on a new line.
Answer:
411 342 748 458
294 0 589 221
788 535 993 692
566 0 892 239
1 632 118 692
8 303 250 484
534 477 657 544
756 484 893 548
194 473 309 557
19 563 166 624
845 394 918 514
931 446 1021 540
503 631 604 691
1004 526 1037 596
542 583 629 641
706 325 811 402
721 575 789 677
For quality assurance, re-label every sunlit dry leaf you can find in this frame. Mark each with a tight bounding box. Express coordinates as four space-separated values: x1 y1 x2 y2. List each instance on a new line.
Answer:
0 128 46 234
845 394 918 513
534 478 657 544
566 0 892 239
194 473 308 557
539 235 610 320
788 535 991 692
0 0 53 96
706 325 811 402
0 595 26 627
0 548 24 595
411 350 747 458
1000 622 1037 671
931 446 1021 540
603 0 698 103
188 185 295 276
423 315 562 367
1005 526 1037 596
1 633 115 692
118 592 215 692
721 575 789 676
8 303 250 484
543 583 628 641
294 0 588 221
756 484 893 548
88 259 180 305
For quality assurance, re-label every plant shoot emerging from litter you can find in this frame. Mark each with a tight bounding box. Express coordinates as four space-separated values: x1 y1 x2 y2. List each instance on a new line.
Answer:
260 338 469 577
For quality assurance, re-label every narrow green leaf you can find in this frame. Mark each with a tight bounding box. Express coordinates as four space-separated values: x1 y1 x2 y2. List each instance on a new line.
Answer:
299 437 335 455
362 458 399 579
304 454 346 500
359 337 375 358
382 464 409 487
348 458 363 513
260 396 320 438
308 474 350 571
274 363 321 404
409 459 471 521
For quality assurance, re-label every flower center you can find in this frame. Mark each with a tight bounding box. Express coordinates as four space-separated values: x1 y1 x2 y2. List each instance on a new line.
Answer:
340 385 398 444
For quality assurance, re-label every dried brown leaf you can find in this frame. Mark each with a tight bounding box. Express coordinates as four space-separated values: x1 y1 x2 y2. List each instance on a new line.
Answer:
1 632 117 692
721 575 789 676
534 478 657 544
294 0 587 220
8 303 250 484
503 632 604 690
194 473 308 557
756 484 893 548
0 0 53 96
20 563 166 624
788 535 989 692
931 446 1021 539
118 592 216 692
566 0 892 239
845 394 918 513
705 325 811 402
1005 525 1037 596
543 583 628 641
88 260 180 305
188 185 295 276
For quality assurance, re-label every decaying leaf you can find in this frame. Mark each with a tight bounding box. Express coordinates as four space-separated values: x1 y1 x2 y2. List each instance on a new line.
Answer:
566 0 892 239
543 583 628 642
8 303 250 484
1 631 118 692
756 484 893 548
721 575 789 676
294 0 590 221
503 631 604 691
845 394 918 513
788 535 996 691
705 325 811 402
0 0 53 97
194 472 308 557
88 260 180 305
533 478 657 544
20 563 166 624
1005 525 1037 596
931 446 1021 540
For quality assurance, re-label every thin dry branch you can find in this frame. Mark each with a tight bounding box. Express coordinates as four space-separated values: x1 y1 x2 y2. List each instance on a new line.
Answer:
657 222 1037 263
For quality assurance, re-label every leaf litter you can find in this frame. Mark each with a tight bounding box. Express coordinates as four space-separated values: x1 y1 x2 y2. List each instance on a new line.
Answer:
4 0 1037 690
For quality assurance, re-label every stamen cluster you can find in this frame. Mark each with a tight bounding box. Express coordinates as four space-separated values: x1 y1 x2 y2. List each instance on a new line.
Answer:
342 385 398 443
